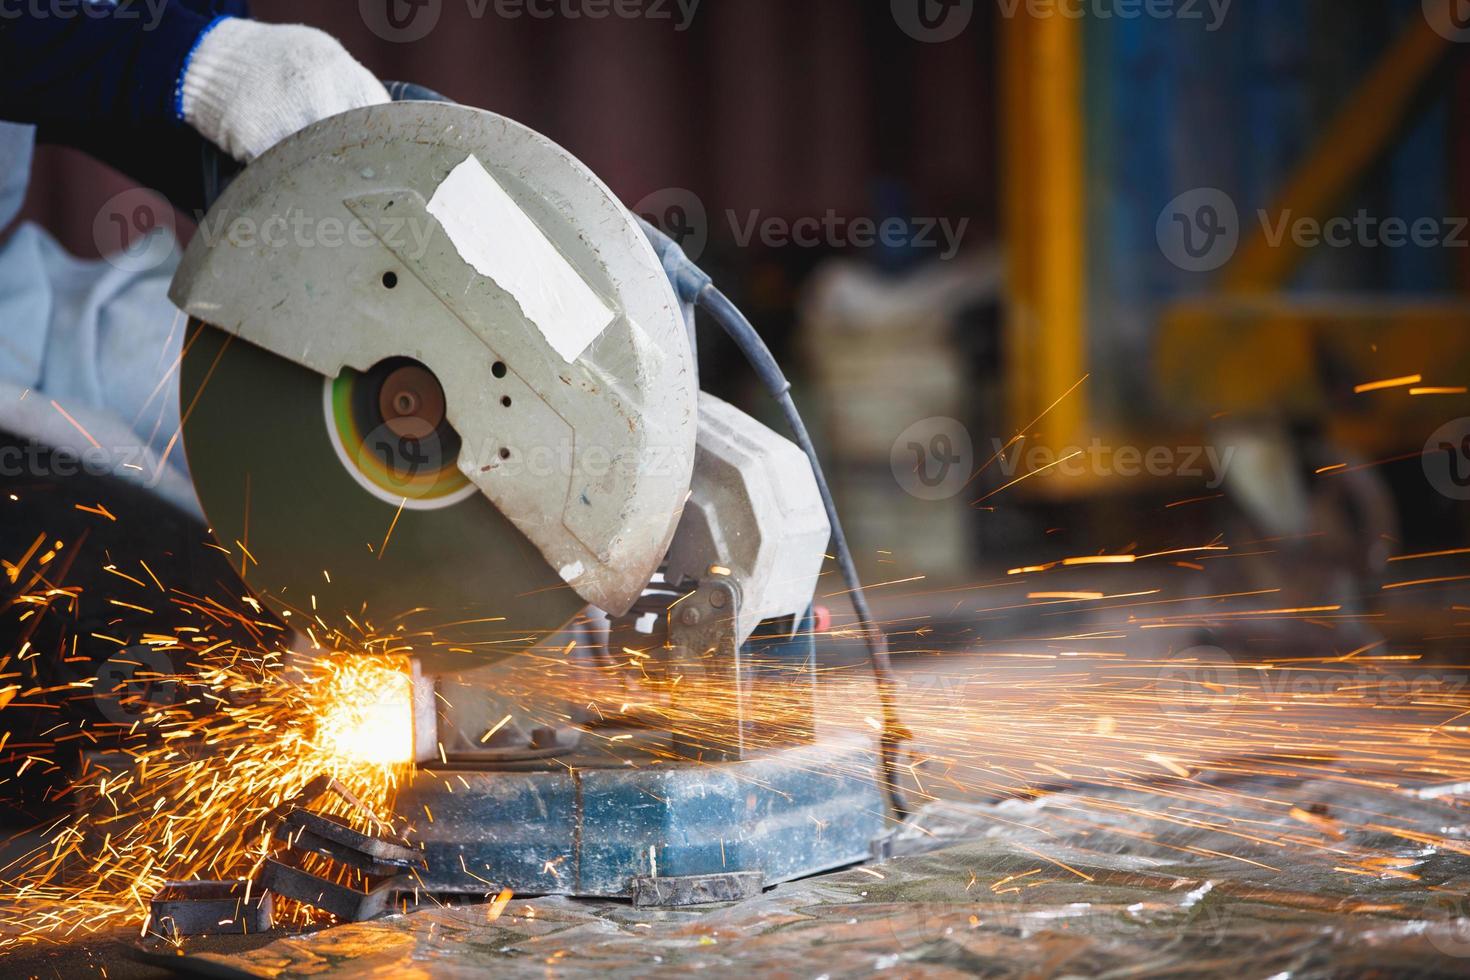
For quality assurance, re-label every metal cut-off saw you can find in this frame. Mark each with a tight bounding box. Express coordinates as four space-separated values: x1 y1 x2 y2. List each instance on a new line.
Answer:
171 90 907 903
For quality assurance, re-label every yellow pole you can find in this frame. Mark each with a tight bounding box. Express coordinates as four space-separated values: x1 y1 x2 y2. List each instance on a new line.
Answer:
1002 10 1087 451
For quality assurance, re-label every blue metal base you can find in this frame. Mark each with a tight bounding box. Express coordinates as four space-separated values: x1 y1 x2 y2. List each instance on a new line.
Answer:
400 738 889 897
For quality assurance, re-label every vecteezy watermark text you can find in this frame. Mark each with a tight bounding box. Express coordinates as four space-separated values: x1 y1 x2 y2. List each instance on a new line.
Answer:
889 419 1237 501
989 439 1236 488
634 188 971 263
360 0 700 43
1158 187 1469 273
94 187 442 274
0 0 168 30
891 0 1231 43
728 210 970 261
193 207 439 260
994 0 1231 30
0 440 166 487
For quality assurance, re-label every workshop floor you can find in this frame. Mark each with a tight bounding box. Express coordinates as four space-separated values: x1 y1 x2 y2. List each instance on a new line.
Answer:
14 770 1467 978
5 560 1469 978
151 779 1470 979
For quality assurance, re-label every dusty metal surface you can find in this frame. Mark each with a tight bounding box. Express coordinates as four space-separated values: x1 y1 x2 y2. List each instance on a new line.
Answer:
157 777 1470 978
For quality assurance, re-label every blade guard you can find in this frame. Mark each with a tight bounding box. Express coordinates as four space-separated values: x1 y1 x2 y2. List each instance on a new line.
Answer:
170 103 696 617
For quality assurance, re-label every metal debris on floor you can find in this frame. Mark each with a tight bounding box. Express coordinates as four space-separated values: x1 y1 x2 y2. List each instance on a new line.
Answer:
144 776 1470 978
145 772 422 938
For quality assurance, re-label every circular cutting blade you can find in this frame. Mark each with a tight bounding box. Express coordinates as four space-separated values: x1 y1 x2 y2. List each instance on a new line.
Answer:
181 320 585 670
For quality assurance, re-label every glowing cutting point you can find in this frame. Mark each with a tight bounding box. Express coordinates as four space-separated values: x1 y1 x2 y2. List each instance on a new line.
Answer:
312 656 416 767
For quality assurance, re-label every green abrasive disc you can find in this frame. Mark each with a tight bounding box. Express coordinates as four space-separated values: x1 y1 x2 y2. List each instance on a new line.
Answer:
180 320 586 671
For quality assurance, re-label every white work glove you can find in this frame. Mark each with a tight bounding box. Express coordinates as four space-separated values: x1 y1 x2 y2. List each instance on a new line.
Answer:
180 18 390 163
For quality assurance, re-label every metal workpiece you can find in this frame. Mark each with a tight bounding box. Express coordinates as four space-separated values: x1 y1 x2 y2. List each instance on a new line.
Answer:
173 101 699 660
665 393 832 649
149 880 272 938
398 736 889 898
629 871 764 908
259 858 407 923
276 809 422 878
410 659 439 765
258 779 420 920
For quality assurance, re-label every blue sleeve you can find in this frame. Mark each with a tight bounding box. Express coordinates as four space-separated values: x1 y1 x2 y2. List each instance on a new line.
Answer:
0 1 251 213
0 1 250 130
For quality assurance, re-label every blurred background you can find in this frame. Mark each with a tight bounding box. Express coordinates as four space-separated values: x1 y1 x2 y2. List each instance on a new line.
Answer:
9 0 1470 637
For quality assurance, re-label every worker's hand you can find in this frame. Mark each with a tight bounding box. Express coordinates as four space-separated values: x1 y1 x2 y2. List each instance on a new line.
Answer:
180 18 390 163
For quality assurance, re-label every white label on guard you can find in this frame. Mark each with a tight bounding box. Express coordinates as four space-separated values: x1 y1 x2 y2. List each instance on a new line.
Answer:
428 156 615 364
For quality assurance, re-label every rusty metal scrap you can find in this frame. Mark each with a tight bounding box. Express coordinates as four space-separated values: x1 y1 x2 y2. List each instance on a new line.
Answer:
149 879 272 939
275 809 422 878
258 857 406 924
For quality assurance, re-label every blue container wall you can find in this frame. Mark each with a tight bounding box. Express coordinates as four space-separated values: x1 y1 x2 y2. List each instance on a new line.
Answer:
1083 0 1458 410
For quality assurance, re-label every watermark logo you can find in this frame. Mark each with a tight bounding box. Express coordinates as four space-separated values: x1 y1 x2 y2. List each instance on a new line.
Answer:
891 421 1236 494
355 422 455 496
1153 645 1242 721
992 0 1231 31
94 648 179 725
94 187 177 274
633 187 709 263
892 0 974 42
362 0 699 41
1257 210 1469 251
192 206 439 261
492 0 700 29
1160 187 1470 272
1424 418 1470 501
1424 893 1470 957
0 1 169 31
1424 0 1470 43
361 0 443 42
989 438 1236 487
0 439 165 487
629 188 971 260
729 210 970 260
100 198 443 270
1157 188 1239 273
892 417 975 500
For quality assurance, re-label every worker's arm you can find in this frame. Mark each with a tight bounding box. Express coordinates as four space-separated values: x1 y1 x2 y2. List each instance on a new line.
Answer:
0 1 387 209
0 1 248 132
